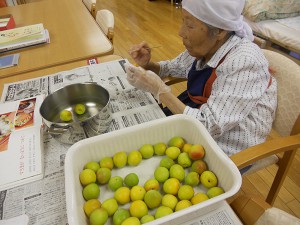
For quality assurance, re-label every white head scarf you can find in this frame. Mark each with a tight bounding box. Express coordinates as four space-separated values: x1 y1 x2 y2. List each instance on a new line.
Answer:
182 0 254 41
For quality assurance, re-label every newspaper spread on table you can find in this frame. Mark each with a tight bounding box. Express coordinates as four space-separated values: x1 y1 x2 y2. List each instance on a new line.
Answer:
0 59 165 224
0 59 242 225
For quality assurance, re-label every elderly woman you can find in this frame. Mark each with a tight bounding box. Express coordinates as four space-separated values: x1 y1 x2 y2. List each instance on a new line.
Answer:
125 0 277 163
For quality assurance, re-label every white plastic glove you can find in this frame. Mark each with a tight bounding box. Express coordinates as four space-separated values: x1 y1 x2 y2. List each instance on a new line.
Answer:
125 63 171 102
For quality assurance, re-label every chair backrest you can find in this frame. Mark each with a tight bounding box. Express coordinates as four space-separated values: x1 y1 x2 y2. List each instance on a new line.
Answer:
262 49 300 136
95 9 114 42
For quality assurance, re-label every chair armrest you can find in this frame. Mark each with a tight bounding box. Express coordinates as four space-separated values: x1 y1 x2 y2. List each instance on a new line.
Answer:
253 36 267 48
162 77 187 86
230 134 300 169
291 114 300 135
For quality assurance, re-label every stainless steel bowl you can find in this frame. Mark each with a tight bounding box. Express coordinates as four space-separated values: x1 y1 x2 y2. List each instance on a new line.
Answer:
40 83 112 144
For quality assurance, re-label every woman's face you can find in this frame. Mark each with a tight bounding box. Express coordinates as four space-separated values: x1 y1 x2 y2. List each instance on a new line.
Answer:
179 9 219 60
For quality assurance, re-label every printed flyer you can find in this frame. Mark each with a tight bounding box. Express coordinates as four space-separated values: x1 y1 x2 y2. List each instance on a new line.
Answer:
0 95 44 191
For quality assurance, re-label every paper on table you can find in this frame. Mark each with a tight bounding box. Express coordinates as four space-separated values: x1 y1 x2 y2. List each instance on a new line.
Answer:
0 29 50 53
0 18 10 27
181 201 242 225
0 24 44 46
0 95 44 191
0 214 29 225
0 53 20 69
0 14 16 32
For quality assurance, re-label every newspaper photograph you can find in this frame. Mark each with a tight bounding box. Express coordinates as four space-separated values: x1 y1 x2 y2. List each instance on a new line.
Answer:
2 77 49 102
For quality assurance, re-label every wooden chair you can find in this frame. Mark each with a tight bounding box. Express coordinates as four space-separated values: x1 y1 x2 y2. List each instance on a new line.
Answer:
82 0 96 18
163 49 300 205
81 0 114 43
230 49 300 205
253 36 267 49
95 9 114 43
230 195 300 225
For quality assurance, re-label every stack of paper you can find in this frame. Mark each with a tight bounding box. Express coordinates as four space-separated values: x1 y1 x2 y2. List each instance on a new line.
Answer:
0 23 50 53
0 54 20 69
0 14 16 31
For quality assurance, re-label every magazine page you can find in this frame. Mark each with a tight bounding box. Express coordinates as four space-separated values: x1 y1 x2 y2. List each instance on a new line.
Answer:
0 95 44 191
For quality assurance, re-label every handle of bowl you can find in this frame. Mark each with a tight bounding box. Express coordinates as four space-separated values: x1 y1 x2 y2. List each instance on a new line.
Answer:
84 82 97 84
47 124 71 135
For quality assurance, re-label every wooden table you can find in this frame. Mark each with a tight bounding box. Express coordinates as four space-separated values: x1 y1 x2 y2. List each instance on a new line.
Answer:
0 0 113 79
0 55 122 95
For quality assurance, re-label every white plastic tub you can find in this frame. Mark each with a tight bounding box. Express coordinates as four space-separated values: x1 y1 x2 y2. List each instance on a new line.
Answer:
65 114 242 225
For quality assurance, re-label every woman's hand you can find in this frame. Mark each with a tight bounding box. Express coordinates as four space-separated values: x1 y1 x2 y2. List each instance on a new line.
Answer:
128 41 151 68
125 63 171 102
